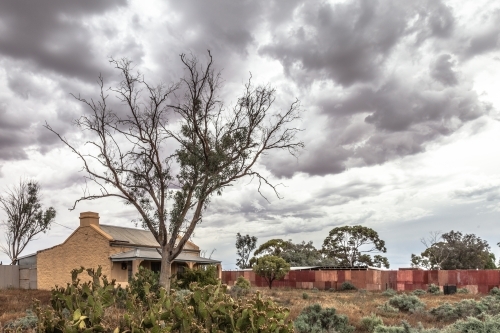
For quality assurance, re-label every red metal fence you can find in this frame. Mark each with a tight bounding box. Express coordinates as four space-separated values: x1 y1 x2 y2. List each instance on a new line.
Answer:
221 269 500 294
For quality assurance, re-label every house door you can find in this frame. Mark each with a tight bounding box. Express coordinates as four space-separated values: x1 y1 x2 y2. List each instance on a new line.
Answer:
151 261 161 273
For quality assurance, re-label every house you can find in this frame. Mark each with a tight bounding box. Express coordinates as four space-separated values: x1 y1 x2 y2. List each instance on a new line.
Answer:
34 211 221 289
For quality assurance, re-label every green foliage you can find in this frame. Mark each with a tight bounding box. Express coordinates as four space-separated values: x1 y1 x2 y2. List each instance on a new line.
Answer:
412 289 427 296
252 255 291 289
340 281 357 291
429 295 500 321
457 287 469 294
0 179 56 264
427 284 441 295
128 266 160 302
35 266 293 332
3 309 38 331
361 313 384 332
328 288 335 292
229 276 251 299
294 303 354 333
441 314 500 333
34 266 122 332
176 265 218 290
236 233 257 269
382 288 397 296
311 287 319 293
302 292 309 300
412 231 493 270
377 302 400 313
322 225 390 268
490 287 500 296
387 294 426 312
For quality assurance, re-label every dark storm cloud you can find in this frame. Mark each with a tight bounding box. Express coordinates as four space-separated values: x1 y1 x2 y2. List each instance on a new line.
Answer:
257 0 495 177
430 54 458 86
260 0 411 87
0 106 30 160
0 0 127 81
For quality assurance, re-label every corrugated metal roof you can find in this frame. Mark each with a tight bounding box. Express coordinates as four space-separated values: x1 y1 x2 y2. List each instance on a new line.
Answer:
110 248 220 264
100 224 159 247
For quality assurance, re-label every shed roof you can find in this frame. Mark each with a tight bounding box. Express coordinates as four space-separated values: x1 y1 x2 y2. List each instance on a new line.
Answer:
110 248 220 264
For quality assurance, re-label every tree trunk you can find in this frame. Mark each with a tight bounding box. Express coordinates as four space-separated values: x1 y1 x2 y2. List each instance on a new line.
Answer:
159 246 172 291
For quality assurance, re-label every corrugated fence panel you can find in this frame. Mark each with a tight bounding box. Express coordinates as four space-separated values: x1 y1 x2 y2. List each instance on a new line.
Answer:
438 270 448 286
487 270 500 286
428 271 439 285
0 266 20 289
448 271 457 285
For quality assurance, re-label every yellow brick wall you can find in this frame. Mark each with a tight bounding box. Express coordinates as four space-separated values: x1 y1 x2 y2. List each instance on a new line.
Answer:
37 226 113 290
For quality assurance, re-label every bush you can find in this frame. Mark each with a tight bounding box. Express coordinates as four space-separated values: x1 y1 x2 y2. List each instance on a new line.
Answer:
442 314 500 333
235 275 251 290
294 303 354 333
176 265 219 290
429 296 500 321
340 281 357 291
35 266 293 333
457 287 469 294
382 288 397 296
230 285 250 299
412 289 426 296
328 288 336 292
377 302 399 313
427 284 441 295
3 309 38 331
360 313 384 332
490 287 500 296
388 294 426 312
311 287 319 293
374 321 441 333
302 292 309 300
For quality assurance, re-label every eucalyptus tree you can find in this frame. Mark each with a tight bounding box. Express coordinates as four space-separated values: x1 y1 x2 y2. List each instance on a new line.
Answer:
45 52 303 290
0 180 56 264
235 233 257 269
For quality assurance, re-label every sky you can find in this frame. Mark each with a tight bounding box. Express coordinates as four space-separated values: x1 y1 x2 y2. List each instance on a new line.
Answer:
1 0 500 269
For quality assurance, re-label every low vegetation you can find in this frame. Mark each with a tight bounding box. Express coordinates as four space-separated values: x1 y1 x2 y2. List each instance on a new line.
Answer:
3 271 500 332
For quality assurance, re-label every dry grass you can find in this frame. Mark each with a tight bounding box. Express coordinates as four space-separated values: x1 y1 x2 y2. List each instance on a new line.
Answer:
256 288 483 331
0 289 51 327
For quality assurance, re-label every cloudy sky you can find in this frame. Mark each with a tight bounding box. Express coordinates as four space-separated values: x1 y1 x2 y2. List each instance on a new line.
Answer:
1 0 500 269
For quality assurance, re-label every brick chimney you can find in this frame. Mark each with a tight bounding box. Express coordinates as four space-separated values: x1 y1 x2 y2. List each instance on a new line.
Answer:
80 212 100 227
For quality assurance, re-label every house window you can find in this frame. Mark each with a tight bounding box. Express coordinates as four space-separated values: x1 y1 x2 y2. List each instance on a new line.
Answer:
151 262 161 273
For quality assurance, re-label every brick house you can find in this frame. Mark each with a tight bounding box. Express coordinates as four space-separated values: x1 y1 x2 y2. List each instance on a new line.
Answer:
34 212 221 290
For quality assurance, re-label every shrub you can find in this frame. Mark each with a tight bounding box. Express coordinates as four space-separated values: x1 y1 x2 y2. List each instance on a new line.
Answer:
340 281 357 291
442 314 500 333
229 285 250 299
429 296 500 321
328 288 335 292
360 313 384 332
235 276 251 290
377 302 399 313
374 321 441 333
427 284 441 295
294 303 354 333
311 287 319 293
457 287 469 294
388 294 426 312
382 288 397 296
176 265 219 290
302 292 309 300
490 287 500 296
3 309 38 331
412 289 426 296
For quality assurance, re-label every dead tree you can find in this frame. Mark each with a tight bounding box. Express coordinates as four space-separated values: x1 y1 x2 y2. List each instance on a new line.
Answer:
45 52 303 290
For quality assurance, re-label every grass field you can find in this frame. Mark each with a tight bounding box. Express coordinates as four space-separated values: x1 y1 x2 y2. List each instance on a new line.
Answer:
0 287 486 331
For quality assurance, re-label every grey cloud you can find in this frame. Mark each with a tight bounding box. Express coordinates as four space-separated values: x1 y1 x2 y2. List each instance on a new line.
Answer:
463 10 500 58
430 54 458 86
453 185 500 202
260 0 412 87
0 0 127 82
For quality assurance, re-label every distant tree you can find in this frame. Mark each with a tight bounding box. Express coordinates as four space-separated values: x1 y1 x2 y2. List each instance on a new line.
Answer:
412 230 493 269
321 226 389 268
252 255 290 289
235 233 257 269
45 52 303 291
250 239 337 267
0 180 56 265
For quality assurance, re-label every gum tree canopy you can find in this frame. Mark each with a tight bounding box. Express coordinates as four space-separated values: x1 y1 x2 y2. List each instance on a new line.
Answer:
45 52 303 290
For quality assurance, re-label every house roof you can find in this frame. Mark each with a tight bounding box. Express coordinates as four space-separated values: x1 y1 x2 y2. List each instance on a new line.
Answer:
99 224 199 251
110 248 221 264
